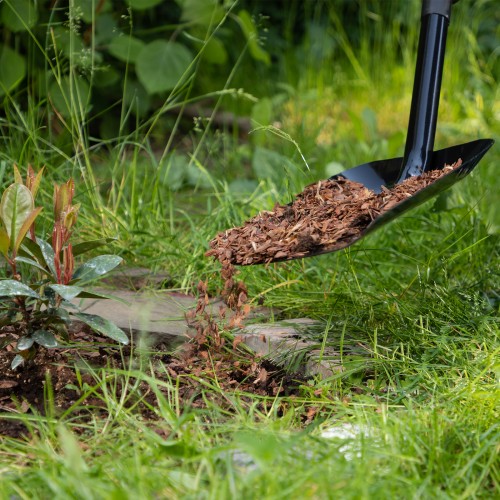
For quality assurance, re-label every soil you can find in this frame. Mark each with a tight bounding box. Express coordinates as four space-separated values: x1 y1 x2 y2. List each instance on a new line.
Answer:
0 324 300 439
207 161 462 266
0 263 300 439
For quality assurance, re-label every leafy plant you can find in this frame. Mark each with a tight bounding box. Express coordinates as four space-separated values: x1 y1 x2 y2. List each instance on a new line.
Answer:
0 166 128 369
0 0 272 136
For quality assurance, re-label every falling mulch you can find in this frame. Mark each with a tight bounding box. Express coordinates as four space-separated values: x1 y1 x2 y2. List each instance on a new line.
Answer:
207 160 462 266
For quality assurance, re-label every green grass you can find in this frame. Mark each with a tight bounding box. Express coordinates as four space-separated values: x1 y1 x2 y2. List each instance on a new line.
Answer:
1 0 499 497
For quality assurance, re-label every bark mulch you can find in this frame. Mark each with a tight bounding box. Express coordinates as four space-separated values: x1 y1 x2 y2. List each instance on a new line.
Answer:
207 160 462 266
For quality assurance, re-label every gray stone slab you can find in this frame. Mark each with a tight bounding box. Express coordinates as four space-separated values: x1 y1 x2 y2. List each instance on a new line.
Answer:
72 289 194 344
239 319 342 378
72 289 274 346
72 283 339 377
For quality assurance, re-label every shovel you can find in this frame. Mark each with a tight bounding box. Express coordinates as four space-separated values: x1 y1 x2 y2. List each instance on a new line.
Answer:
333 0 493 235
208 0 494 266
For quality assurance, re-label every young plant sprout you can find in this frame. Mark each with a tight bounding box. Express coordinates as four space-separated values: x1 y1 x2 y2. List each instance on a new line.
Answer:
0 166 128 369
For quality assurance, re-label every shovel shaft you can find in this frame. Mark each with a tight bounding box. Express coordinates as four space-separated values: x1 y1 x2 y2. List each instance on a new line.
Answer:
399 0 452 181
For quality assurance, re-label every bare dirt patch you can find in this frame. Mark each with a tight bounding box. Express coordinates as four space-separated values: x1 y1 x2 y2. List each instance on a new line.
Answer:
0 269 300 439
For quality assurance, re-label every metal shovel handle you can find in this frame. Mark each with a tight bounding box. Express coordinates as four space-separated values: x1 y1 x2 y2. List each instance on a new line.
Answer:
398 0 453 182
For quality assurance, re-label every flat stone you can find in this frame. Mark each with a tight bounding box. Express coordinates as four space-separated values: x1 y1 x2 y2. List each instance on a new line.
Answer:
239 318 342 378
72 289 273 347
72 286 339 377
72 289 194 346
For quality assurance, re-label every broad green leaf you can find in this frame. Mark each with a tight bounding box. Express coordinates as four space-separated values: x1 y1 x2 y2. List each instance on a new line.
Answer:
17 336 35 350
0 45 26 97
252 147 298 186
1 0 38 32
108 35 145 64
136 41 193 94
72 255 123 282
15 255 50 274
186 164 212 189
48 284 84 301
128 0 163 10
14 207 42 253
50 27 85 60
37 239 57 278
0 183 34 250
33 330 58 348
123 79 151 117
71 238 116 257
73 313 129 344
0 279 40 298
236 10 270 65
93 66 120 88
202 36 228 65
0 226 9 258
48 77 91 118
159 154 188 191
95 13 118 45
180 0 225 27
11 354 25 369
45 307 71 323
19 237 50 273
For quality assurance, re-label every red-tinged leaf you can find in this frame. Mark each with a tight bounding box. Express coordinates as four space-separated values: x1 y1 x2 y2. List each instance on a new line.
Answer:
14 206 42 254
63 204 79 230
28 166 44 199
0 226 9 258
13 164 23 184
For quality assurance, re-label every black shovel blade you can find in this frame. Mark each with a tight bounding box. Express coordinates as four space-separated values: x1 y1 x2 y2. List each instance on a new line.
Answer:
208 138 493 266
262 138 495 264
336 138 494 238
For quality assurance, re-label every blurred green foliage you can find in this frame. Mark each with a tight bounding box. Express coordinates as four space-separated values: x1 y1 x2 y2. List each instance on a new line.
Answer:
0 0 498 142
0 0 271 137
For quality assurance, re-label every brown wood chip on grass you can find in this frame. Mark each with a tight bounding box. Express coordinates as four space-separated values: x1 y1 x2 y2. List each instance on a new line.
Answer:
207 160 462 266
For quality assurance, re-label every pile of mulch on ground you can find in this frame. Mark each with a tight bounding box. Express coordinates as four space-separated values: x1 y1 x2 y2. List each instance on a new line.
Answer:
180 264 293 401
207 160 462 266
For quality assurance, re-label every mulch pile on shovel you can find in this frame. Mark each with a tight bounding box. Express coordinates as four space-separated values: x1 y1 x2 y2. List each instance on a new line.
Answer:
207 160 462 266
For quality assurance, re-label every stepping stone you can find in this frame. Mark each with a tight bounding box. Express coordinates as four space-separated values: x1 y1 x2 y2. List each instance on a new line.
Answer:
74 292 340 376
239 319 342 378
72 269 340 377
72 288 273 346
73 289 194 346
